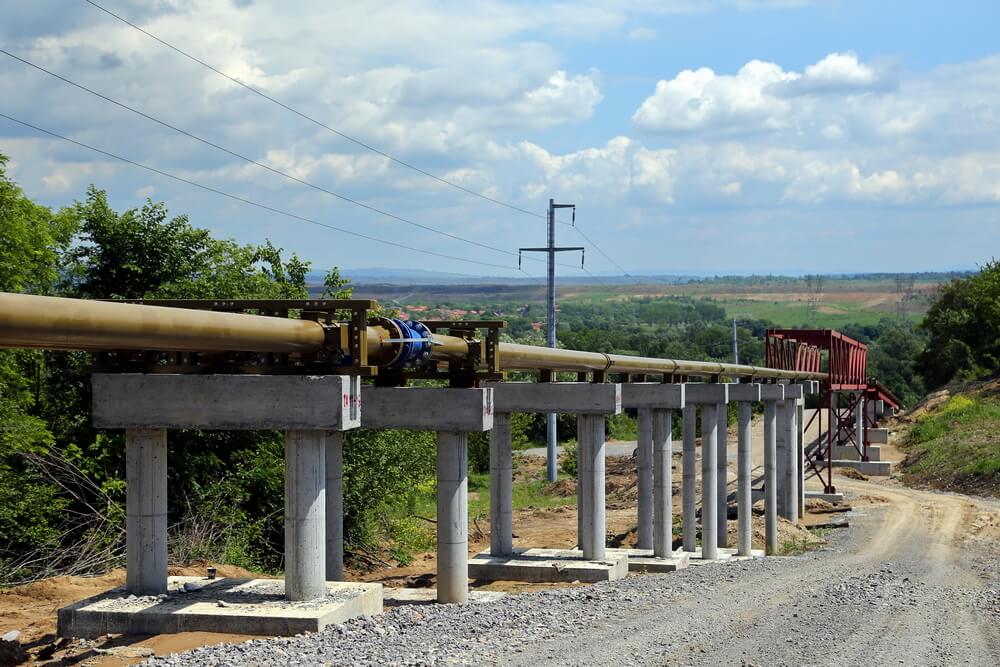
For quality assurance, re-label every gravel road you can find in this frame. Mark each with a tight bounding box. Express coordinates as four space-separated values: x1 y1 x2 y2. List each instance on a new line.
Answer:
149 478 1000 666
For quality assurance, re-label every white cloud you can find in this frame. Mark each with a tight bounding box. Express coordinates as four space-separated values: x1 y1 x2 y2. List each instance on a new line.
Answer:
627 27 657 41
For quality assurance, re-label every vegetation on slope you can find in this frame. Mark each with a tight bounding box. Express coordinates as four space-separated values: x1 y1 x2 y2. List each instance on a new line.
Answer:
900 387 1000 497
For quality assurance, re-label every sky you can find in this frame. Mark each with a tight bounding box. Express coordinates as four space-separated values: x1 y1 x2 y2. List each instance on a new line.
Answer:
1 0 998 279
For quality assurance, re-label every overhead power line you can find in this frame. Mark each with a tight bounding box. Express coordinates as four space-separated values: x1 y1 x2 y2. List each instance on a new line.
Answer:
82 0 547 220
558 220 641 284
0 112 532 275
0 48 564 270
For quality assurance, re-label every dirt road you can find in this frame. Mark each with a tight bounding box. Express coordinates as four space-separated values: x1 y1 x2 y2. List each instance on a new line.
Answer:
505 474 1000 666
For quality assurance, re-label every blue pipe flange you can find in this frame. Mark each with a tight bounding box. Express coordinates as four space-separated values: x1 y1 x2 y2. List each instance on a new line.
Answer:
384 318 433 370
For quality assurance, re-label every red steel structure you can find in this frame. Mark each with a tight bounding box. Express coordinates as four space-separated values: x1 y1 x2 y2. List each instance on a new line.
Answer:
765 329 900 493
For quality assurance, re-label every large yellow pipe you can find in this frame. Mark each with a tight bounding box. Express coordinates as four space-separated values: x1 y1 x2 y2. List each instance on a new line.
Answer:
0 292 824 380
0 292 326 353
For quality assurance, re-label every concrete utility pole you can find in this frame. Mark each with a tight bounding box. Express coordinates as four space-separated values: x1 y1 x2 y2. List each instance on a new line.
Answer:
520 198 583 482
732 318 739 365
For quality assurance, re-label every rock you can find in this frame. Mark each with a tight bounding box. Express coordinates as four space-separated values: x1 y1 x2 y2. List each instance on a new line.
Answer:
1 630 20 643
184 582 204 592
0 638 28 665
218 600 231 608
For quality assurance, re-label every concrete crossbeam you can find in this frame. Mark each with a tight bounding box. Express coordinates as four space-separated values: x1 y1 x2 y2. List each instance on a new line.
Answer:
783 383 805 400
620 383 685 410
93 374 361 430
684 383 729 404
759 384 786 401
487 382 621 415
726 383 761 403
361 387 493 431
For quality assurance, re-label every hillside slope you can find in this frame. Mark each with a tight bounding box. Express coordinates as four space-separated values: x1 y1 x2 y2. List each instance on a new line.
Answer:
896 379 1000 497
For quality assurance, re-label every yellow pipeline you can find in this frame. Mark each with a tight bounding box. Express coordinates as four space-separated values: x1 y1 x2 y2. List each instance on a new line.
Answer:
0 292 825 380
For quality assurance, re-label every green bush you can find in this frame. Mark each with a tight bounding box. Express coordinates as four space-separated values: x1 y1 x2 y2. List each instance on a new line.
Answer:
560 439 578 477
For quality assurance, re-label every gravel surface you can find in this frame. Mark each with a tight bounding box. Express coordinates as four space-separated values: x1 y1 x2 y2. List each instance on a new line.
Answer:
148 481 1000 666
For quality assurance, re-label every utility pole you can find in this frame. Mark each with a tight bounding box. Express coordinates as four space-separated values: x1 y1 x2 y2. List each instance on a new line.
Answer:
732 318 739 365
520 198 584 482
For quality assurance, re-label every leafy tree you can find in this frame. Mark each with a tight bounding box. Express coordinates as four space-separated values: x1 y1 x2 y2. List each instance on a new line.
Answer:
918 260 1000 387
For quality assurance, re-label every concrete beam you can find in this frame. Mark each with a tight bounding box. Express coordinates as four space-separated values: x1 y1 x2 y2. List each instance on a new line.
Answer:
487 382 621 415
94 374 361 431
620 383 685 410
684 383 729 405
782 383 804 400
361 387 493 431
726 383 761 403
801 380 820 395
759 384 785 401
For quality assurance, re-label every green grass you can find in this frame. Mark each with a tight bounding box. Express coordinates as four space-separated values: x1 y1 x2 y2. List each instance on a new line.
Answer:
901 394 1000 496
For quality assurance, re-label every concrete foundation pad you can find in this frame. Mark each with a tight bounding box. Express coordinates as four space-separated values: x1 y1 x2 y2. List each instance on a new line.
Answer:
868 428 889 444
606 548 689 573
382 588 506 607
57 577 381 638
684 547 764 565
468 548 629 583
804 491 845 504
833 445 882 461
817 459 892 476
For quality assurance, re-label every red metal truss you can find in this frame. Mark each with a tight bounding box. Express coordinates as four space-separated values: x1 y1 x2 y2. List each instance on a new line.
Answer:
766 329 868 390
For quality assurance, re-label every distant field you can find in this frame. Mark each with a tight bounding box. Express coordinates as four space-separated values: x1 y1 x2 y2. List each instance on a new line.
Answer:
341 276 943 328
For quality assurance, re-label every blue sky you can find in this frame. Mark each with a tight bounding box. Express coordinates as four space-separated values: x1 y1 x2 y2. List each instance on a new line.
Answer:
1 0 998 279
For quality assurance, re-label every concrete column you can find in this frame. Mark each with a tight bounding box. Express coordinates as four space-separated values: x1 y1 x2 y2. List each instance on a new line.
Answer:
700 403 718 560
775 401 789 519
777 401 799 522
577 419 591 550
437 431 468 604
763 400 778 555
125 428 168 596
578 414 606 560
652 409 673 557
737 402 753 556
682 405 698 552
285 430 327 601
489 413 513 556
796 398 805 519
636 408 653 550
855 391 866 456
325 431 344 581
716 406 729 548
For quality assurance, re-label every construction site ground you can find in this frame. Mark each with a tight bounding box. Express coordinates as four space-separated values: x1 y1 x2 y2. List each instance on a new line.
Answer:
2 413 998 665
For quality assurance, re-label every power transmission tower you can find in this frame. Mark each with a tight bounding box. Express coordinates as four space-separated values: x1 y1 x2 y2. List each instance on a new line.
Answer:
520 198 584 482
